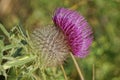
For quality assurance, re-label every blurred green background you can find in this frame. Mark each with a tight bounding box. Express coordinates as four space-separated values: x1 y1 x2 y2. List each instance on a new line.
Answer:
0 0 120 80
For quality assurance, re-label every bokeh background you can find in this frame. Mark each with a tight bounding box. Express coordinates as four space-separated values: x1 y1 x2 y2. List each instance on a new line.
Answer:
0 0 120 80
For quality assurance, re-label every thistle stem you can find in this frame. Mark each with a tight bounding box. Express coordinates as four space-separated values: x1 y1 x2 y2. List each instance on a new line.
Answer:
32 73 41 80
92 64 95 80
41 69 46 80
70 53 84 80
60 65 68 80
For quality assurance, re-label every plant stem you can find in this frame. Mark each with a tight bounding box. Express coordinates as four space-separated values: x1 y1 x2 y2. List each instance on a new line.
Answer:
60 65 68 80
92 64 95 80
41 69 46 80
32 73 41 80
70 53 84 80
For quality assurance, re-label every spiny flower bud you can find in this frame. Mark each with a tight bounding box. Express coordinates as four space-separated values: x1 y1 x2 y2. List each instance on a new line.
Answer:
53 8 93 58
31 25 70 67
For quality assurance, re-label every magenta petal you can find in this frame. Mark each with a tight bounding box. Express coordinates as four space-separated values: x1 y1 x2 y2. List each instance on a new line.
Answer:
53 8 93 58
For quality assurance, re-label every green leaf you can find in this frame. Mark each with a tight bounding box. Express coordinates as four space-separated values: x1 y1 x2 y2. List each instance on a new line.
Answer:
0 23 10 38
0 38 4 64
2 44 22 52
3 55 36 70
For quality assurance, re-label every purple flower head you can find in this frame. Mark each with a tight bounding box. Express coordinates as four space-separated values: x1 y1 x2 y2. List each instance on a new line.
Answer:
53 8 93 58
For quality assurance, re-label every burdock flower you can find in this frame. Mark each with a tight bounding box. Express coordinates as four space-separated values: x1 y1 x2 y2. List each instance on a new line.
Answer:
53 8 93 58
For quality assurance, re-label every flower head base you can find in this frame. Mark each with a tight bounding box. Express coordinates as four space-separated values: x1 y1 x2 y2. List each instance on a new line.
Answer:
31 25 70 67
53 8 93 58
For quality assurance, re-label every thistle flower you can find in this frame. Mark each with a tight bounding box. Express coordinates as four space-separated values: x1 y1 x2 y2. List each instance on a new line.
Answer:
31 25 70 67
31 8 93 67
53 8 93 58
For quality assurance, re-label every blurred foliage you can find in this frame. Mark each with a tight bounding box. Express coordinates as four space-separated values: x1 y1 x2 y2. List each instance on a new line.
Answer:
0 0 120 80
